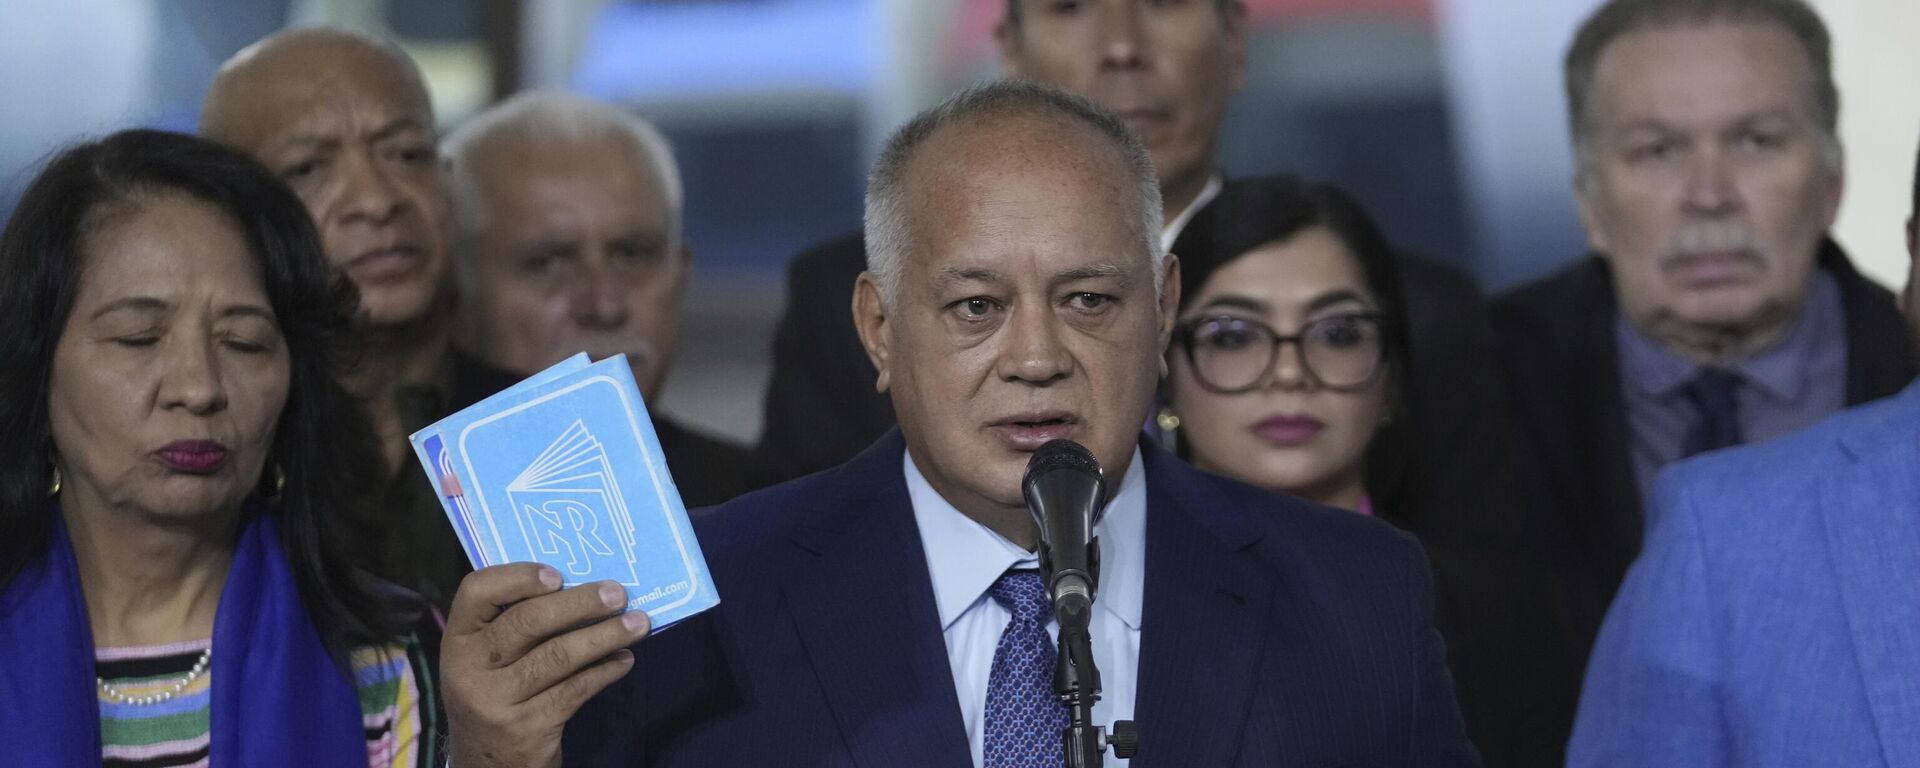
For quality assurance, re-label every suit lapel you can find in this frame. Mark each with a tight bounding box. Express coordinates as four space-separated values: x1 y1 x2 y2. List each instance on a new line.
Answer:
779 433 973 768
1132 450 1276 767
1821 390 1920 768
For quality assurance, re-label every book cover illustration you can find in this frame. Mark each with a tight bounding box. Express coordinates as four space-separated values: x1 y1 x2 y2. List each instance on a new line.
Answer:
504 419 637 583
410 354 719 628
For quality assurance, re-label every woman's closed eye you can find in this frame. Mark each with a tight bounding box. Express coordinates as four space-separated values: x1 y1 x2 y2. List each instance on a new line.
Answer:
222 336 274 354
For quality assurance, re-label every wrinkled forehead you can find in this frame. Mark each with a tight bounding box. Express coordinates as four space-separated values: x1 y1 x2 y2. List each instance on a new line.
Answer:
75 193 266 300
476 133 663 205
208 42 433 151
463 135 675 254
900 117 1153 278
1589 19 1818 128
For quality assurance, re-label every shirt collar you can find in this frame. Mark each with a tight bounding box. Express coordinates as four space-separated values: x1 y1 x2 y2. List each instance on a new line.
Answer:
1613 268 1839 405
1161 173 1224 252
907 448 1149 633
1614 316 1697 399
1733 269 1839 404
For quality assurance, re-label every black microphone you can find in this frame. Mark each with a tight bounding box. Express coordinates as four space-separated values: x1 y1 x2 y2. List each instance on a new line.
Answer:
1022 439 1107 632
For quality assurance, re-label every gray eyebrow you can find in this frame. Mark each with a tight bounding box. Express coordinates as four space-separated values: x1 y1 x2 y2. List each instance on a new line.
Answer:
1059 263 1126 281
937 266 1001 286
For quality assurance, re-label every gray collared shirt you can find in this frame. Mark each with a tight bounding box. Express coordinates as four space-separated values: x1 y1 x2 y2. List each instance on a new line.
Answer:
1615 269 1847 500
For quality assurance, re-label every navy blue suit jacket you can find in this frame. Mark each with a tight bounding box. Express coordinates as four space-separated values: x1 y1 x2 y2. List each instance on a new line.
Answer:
565 432 1478 766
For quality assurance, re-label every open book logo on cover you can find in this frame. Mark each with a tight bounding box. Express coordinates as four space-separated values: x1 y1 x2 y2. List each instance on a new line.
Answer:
507 419 641 583
410 354 717 627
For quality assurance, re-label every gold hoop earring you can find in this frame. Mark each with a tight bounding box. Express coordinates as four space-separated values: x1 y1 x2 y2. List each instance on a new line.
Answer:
1155 406 1182 446
48 466 61 497
260 464 285 502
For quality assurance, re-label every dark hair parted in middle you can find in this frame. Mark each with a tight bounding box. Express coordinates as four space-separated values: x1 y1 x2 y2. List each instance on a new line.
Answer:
0 128 417 656
1175 175 1412 375
1169 174 1416 506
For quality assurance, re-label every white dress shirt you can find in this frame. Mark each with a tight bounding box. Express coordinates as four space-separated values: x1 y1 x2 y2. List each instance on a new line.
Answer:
906 449 1147 768
1160 173 1223 253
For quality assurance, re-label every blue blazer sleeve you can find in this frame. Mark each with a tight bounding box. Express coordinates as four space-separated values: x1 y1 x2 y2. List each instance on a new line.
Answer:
1567 466 1727 766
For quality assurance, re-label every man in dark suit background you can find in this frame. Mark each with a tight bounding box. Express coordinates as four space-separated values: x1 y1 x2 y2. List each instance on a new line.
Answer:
757 3 1571 761
435 80 1478 768
1491 0 1916 672
1563 131 1920 767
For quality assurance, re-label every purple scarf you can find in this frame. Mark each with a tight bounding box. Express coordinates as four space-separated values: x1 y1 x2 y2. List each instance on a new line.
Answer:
0 507 367 766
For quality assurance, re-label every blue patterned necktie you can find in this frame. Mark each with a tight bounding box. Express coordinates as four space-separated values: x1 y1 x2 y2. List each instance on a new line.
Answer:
982 569 1068 768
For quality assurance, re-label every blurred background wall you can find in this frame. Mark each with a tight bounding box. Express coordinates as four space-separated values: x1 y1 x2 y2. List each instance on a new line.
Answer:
2 0 1914 445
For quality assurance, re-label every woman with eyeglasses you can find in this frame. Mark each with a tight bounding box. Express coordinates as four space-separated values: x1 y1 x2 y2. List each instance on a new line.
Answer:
1160 176 1412 515
1161 176 1585 766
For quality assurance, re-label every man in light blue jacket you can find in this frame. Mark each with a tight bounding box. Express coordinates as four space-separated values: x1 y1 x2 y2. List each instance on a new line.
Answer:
1569 133 1920 765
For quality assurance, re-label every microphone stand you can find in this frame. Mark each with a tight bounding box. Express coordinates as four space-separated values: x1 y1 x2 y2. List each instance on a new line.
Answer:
1040 539 1138 767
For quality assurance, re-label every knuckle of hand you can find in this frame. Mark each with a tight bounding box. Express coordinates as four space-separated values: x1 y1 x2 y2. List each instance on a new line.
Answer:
556 669 598 710
511 650 559 695
540 640 577 677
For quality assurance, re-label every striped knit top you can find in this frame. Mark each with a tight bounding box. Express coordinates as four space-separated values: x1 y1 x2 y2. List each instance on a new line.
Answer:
95 635 440 767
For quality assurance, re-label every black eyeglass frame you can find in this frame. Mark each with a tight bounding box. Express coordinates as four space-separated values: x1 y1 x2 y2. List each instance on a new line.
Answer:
1172 311 1390 395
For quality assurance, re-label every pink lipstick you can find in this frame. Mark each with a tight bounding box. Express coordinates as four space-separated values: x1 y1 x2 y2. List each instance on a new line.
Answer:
1250 415 1324 448
158 440 228 474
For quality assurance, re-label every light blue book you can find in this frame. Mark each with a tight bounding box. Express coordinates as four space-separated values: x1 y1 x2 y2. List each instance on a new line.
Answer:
409 353 719 629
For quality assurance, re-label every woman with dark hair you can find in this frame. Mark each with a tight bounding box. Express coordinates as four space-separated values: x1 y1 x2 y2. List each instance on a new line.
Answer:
1162 175 1580 765
1160 175 1414 514
0 130 440 766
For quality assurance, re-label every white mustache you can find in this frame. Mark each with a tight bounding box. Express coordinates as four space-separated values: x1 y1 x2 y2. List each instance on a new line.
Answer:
1657 222 1770 271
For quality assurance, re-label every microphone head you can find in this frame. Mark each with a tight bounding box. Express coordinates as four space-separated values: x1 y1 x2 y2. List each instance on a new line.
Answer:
1022 439 1107 528
1023 439 1103 487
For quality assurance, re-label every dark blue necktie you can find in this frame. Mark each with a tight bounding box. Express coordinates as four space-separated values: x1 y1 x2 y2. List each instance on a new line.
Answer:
982 569 1067 768
1681 368 1742 457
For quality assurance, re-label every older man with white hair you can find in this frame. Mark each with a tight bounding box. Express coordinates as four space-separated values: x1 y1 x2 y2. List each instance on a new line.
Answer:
442 92 748 506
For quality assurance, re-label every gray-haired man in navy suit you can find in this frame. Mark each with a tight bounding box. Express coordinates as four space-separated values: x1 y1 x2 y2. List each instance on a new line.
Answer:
434 80 1479 768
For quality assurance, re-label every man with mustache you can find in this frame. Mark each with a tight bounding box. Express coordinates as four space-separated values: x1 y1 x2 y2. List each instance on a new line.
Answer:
1490 0 1916 675
1562 133 1920 767
440 92 748 507
434 81 1479 768
200 27 480 608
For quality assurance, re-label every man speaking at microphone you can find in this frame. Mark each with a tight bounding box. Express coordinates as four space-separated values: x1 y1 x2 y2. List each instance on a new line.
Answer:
435 80 1478 767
